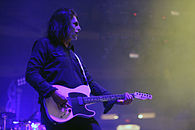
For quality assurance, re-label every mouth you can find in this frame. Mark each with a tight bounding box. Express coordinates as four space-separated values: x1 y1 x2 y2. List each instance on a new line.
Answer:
75 32 79 37
71 32 78 40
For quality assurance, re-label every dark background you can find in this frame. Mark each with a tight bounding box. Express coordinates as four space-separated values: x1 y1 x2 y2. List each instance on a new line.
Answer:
0 0 195 129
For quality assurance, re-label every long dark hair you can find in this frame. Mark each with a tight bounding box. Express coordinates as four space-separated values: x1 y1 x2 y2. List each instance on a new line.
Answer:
47 8 77 44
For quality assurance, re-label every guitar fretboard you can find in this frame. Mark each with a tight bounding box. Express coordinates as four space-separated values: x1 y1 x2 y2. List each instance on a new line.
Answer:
82 92 152 104
83 94 126 104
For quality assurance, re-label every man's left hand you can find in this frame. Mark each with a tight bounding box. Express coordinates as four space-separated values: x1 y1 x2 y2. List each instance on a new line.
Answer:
116 92 134 105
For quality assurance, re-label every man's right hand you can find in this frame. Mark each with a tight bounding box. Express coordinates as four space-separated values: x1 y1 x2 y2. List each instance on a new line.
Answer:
51 85 68 109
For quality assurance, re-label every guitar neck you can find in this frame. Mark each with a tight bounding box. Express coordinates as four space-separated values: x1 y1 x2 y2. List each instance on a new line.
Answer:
83 94 126 104
83 92 152 104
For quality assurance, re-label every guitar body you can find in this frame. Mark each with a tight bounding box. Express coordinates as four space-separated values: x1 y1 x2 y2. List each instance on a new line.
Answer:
44 85 95 123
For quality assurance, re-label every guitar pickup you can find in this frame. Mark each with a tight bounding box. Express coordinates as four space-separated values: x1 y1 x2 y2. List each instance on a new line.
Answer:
77 97 84 105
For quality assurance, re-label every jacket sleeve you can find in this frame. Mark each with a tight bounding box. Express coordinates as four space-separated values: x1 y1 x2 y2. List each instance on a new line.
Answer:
25 39 57 98
81 61 115 114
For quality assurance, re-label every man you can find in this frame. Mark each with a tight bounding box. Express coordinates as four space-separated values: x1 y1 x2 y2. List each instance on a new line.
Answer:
25 8 133 130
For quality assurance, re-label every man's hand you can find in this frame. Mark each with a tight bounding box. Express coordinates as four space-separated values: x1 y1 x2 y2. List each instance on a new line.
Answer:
116 92 134 105
51 85 71 109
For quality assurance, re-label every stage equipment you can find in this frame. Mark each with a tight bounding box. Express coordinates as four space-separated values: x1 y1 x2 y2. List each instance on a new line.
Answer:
0 112 15 130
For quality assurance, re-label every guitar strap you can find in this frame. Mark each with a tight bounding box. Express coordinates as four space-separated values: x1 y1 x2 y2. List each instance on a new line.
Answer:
74 53 89 85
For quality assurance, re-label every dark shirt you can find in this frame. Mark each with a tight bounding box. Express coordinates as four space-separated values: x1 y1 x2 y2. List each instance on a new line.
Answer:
25 38 114 117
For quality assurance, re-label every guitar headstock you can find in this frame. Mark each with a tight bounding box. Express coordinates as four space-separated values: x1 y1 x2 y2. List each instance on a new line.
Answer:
133 92 152 100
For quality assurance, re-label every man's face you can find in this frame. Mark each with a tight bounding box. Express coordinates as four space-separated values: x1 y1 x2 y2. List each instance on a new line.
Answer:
70 16 81 40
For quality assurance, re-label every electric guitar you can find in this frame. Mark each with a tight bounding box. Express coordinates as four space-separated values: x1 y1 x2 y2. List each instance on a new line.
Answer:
43 85 152 123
